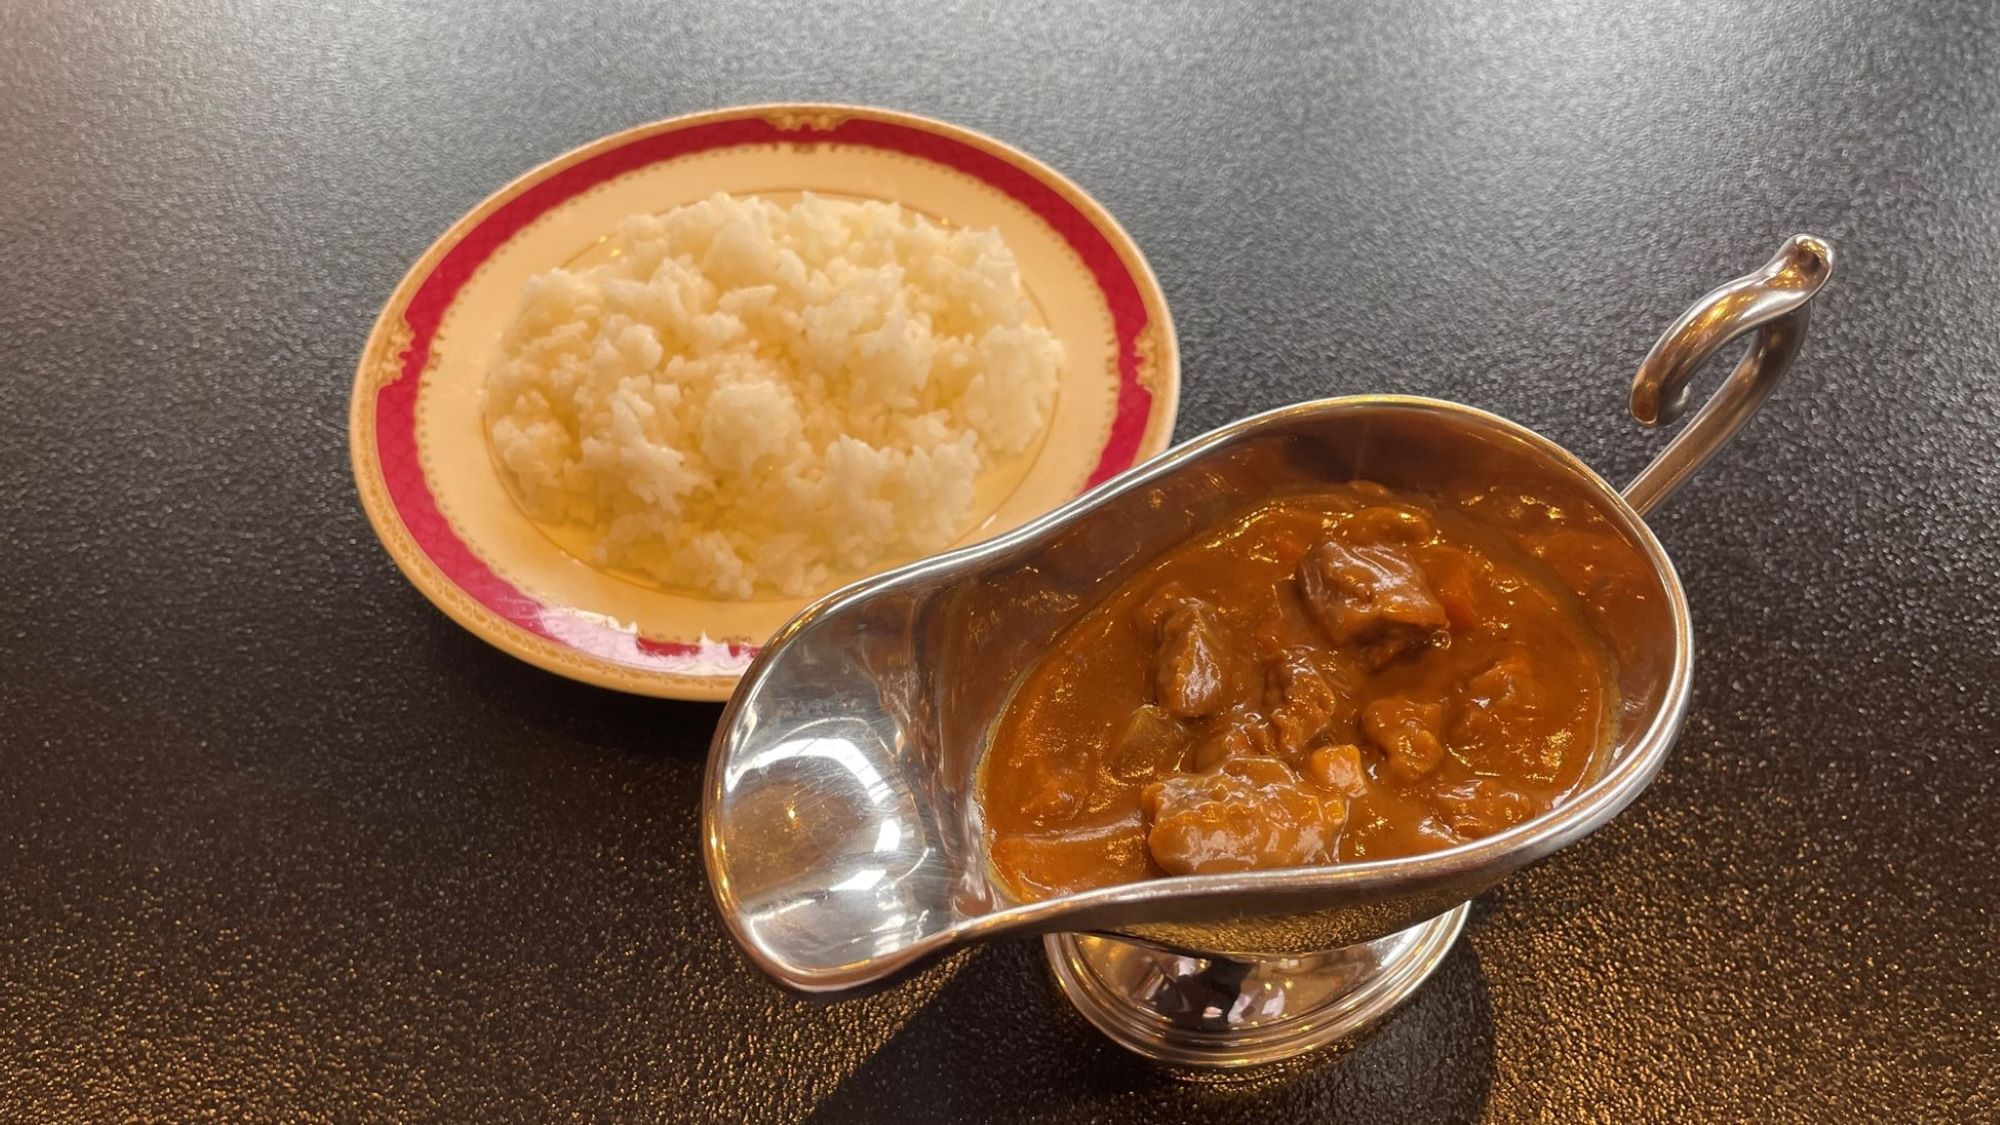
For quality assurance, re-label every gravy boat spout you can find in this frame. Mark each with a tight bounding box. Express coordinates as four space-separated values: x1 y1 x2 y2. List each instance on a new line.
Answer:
704 238 1832 1048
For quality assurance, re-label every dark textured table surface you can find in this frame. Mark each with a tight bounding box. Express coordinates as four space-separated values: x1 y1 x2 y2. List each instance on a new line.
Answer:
4 0 1997 1120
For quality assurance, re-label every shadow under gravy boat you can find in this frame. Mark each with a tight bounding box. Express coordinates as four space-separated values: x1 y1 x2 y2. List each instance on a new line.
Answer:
704 236 1833 1067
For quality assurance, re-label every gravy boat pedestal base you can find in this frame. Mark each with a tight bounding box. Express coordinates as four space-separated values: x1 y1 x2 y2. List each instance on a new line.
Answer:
1047 903 1470 1069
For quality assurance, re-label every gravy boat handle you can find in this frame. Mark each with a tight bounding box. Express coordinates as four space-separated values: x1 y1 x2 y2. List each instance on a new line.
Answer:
1623 235 1834 516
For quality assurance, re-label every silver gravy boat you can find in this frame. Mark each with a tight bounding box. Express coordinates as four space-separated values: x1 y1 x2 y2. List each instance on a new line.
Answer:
704 236 1833 1067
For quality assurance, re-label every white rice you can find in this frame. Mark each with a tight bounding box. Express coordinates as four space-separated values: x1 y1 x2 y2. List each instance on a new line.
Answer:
483 192 1062 598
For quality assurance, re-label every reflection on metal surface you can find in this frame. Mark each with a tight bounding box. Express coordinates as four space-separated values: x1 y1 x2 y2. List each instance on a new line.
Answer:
718 714 940 975
702 237 1832 1064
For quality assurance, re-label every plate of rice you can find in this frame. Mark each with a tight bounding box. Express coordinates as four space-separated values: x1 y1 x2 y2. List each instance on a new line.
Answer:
349 104 1179 700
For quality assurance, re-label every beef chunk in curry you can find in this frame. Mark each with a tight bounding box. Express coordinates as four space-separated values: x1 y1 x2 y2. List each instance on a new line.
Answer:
1146 590 1242 719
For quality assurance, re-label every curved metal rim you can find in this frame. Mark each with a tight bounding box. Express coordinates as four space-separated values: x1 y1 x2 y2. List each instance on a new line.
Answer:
705 394 1694 990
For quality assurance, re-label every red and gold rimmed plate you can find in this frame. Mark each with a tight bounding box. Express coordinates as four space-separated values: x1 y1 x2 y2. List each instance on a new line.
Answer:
348 104 1180 701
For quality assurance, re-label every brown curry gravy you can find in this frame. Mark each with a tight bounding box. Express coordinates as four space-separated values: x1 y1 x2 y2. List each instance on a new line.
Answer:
980 481 1635 902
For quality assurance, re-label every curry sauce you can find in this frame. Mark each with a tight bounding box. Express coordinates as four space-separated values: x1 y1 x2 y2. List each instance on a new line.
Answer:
979 481 1628 901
